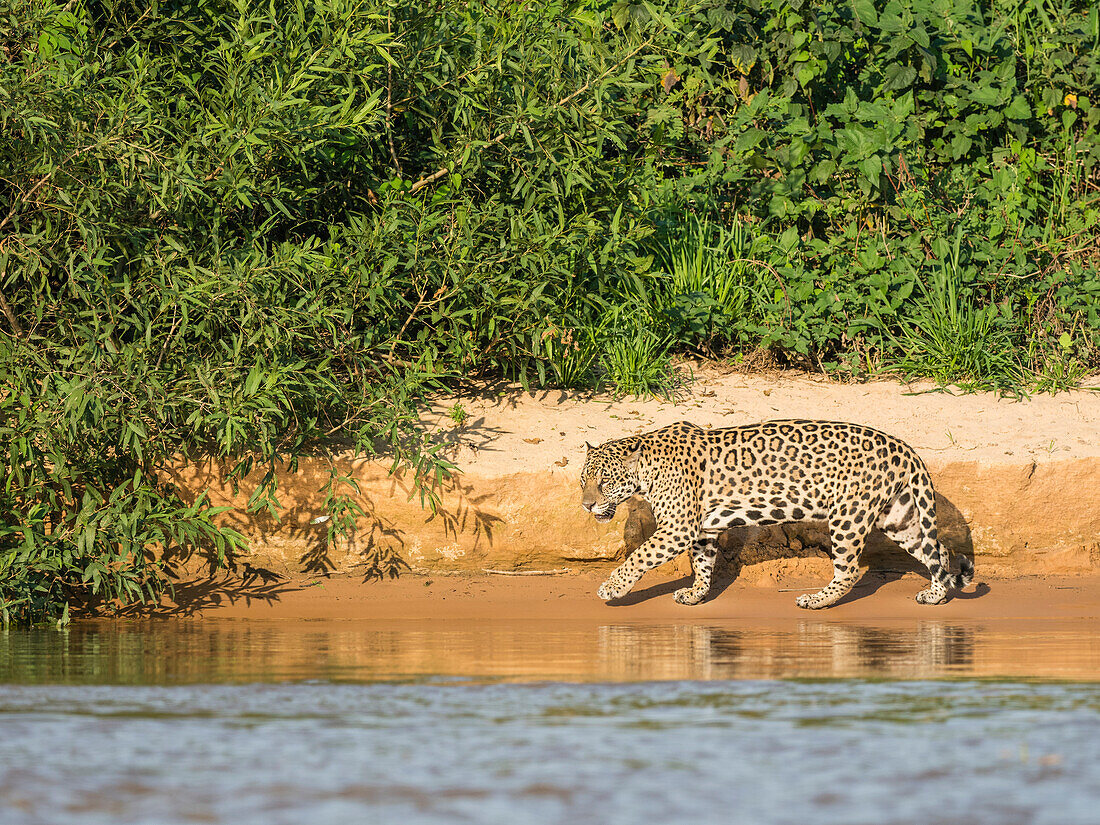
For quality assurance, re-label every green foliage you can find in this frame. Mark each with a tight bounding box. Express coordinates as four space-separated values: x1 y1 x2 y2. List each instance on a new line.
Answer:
642 215 756 353
447 404 468 428
629 0 1100 386
597 300 677 397
2 0 1099 622
0 0 441 623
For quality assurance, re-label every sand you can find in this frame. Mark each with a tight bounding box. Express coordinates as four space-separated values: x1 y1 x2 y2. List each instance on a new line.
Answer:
166 567 1100 623
422 364 1100 474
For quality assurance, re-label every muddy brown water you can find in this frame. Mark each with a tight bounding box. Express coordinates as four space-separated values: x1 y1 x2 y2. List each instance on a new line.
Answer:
3 618 1100 825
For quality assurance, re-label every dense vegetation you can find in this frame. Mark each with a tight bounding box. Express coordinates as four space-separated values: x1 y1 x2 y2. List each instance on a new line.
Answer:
2 0 1098 622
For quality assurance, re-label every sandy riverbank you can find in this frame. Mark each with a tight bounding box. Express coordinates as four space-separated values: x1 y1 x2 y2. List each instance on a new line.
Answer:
163 568 1100 623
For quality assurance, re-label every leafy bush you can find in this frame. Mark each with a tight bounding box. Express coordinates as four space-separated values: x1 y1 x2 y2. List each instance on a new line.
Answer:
880 229 1029 393
630 0 1100 385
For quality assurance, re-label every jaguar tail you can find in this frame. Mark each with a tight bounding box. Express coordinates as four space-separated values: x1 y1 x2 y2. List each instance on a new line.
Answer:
952 552 975 590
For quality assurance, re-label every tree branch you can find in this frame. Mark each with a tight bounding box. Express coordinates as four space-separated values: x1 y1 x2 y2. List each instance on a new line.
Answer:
0 265 24 339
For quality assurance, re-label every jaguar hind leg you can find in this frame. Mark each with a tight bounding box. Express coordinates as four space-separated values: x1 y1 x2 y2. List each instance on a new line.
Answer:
796 508 872 609
674 535 719 605
878 482 968 605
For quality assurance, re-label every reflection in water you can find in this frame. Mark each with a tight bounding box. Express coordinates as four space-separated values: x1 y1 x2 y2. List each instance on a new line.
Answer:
2 618 1099 684
598 622 977 680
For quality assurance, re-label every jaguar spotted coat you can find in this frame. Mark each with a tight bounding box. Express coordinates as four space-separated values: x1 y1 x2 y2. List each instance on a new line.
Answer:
580 420 974 609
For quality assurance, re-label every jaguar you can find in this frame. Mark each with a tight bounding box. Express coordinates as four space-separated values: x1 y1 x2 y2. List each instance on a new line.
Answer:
580 420 974 608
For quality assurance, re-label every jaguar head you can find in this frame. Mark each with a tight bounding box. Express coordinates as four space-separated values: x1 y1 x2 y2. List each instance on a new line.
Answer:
579 441 642 523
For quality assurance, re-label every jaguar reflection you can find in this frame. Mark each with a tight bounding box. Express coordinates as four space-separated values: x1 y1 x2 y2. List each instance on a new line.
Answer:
596 622 977 680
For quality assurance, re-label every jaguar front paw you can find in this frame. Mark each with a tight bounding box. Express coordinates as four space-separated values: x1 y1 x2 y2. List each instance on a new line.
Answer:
598 578 630 601
796 592 829 609
673 586 706 605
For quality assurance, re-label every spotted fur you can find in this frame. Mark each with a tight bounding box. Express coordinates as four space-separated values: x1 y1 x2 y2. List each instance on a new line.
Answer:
580 420 975 608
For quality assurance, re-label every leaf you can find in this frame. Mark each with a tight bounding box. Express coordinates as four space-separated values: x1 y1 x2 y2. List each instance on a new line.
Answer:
572 10 601 29
860 154 883 182
906 25 930 49
883 63 917 93
851 0 878 26
645 104 679 127
968 85 1008 107
733 128 765 153
729 44 757 74
778 226 799 255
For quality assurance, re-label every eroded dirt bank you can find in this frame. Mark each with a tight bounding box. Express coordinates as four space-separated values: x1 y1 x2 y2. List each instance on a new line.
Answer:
167 369 1100 585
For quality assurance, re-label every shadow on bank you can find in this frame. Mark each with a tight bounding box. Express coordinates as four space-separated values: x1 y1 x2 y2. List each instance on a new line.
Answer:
617 491 987 607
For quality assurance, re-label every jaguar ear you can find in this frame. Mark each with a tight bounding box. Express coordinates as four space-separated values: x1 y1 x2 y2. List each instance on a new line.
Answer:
585 441 596 451
623 445 642 470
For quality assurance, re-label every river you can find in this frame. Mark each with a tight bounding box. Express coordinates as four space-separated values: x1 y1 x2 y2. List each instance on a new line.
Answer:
2 618 1098 824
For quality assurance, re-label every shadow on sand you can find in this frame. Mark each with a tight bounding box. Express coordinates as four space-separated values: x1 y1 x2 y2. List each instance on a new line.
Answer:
609 491 987 608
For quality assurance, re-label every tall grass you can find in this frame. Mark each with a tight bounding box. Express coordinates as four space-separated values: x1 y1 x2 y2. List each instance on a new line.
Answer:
626 215 773 357
656 215 753 316
882 231 1028 393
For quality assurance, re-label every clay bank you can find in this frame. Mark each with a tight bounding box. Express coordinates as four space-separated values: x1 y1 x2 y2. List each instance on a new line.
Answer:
167 370 1100 586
